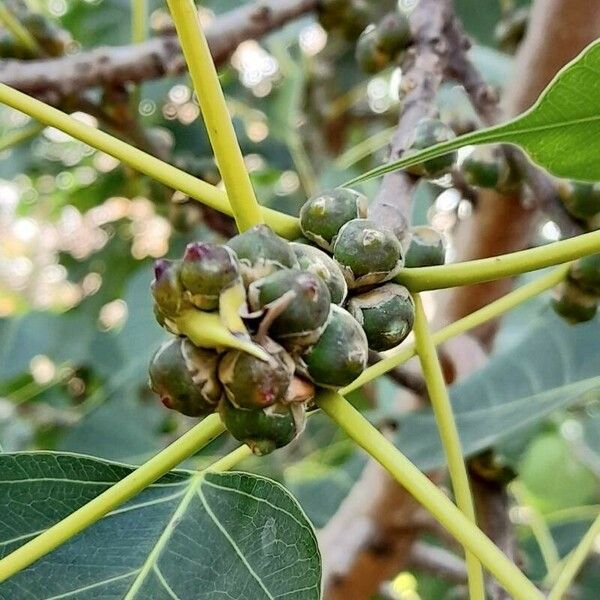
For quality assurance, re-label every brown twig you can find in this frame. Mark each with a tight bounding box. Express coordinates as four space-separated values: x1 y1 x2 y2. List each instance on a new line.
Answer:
368 0 456 239
0 0 317 102
408 541 468 584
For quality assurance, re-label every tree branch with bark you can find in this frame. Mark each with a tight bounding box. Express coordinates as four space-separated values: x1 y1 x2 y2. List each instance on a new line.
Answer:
0 0 317 102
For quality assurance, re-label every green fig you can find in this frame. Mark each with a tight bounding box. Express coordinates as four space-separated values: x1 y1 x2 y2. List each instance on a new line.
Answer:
406 118 457 178
355 26 391 74
376 11 411 55
226 224 297 285
291 242 348 305
149 338 221 416
569 254 600 296
248 269 331 346
301 305 368 388
333 218 403 288
403 226 446 268
348 283 414 351
299 187 368 251
218 345 294 410
557 181 600 222
552 279 598 324
219 397 303 456
462 146 513 191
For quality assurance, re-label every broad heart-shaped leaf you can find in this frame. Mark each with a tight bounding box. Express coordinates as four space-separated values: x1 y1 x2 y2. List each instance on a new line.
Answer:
394 311 600 471
346 38 600 186
0 453 321 600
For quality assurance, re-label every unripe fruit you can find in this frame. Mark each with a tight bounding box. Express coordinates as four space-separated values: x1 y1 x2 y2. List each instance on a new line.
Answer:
462 146 511 190
557 181 600 221
406 118 457 178
333 218 403 288
151 259 184 318
569 254 600 296
355 27 391 74
248 269 331 346
149 338 221 416
291 242 348 305
552 279 598 324
219 397 301 456
403 226 446 268
180 242 240 311
348 283 414 351
226 224 297 285
218 346 294 410
299 187 368 251
376 11 411 55
301 305 368 388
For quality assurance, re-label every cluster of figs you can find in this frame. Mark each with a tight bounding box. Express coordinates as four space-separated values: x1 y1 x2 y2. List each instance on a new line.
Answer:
149 188 446 455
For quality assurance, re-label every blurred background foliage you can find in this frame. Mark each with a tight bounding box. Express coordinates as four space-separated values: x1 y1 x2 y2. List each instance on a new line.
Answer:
1 0 600 597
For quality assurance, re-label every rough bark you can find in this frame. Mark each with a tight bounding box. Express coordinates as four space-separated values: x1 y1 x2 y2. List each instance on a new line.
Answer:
0 0 317 101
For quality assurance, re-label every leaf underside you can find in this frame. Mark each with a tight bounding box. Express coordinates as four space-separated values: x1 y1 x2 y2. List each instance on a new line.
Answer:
0 456 321 600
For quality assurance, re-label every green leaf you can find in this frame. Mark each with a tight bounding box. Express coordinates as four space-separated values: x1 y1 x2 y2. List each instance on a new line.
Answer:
0 453 321 599
346 39 600 186
395 311 600 470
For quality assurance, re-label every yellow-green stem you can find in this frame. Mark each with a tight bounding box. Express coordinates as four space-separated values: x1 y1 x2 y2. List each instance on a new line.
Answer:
412 293 486 600
0 414 225 583
130 0 147 109
131 0 147 44
208 445 253 472
548 511 600 600
545 505 600 525
395 233 600 291
166 0 263 232
511 481 560 578
0 4 42 55
317 391 544 600
0 121 44 152
343 265 570 394
0 84 299 238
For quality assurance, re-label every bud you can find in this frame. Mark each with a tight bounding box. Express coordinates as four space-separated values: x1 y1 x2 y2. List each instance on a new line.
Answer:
151 259 184 318
180 242 240 310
